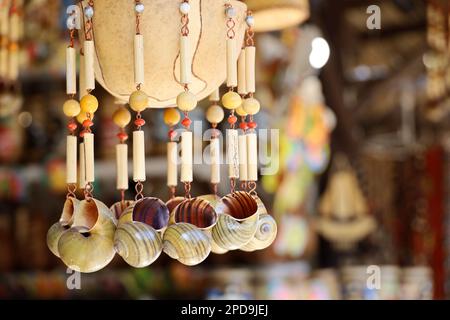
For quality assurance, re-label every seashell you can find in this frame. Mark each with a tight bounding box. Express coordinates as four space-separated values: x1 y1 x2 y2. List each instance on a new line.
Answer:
47 197 79 258
212 191 260 251
240 203 277 252
166 196 185 214
58 198 117 273
170 198 217 230
198 194 221 210
110 200 134 220
119 197 169 231
114 221 162 268
114 197 169 267
163 223 211 266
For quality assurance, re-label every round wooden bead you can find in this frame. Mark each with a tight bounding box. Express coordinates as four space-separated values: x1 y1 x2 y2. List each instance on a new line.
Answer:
221 91 242 110
177 91 197 112
63 99 81 117
129 90 149 112
80 94 99 114
235 106 248 117
76 112 95 124
163 108 181 126
242 97 260 115
206 104 224 124
112 107 131 128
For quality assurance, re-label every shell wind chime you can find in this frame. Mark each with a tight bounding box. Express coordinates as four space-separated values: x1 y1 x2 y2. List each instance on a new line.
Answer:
47 0 277 273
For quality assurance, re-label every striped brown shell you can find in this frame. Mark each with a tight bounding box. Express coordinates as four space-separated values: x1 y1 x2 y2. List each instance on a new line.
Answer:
120 197 169 231
171 198 217 229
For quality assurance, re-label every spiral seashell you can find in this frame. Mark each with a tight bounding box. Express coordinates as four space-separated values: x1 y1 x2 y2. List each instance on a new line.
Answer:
240 208 277 252
170 198 218 230
166 196 185 214
212 191 260 251
163 223 211 266
198 194 221 210
114 221 162 268
47 197 79 258
110 200 134 220
119 197 169 231
58 198 117 273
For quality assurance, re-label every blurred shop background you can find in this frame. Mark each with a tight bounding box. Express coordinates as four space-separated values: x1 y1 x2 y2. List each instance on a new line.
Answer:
0 0 446 299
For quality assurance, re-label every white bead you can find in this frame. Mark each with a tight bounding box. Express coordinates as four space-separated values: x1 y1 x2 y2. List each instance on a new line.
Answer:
226 7 236 18
84 6 94 19
179 2 190 14
66 17 76 30
246 16 255 27
135 3 145 13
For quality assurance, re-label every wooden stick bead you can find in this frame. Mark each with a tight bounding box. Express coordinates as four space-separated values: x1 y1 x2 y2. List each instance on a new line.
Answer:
181 131 193 183
8 46 19 81
238 134 248 181
180 35 191 85
209 88 220 102
134 34 145 85
237 49 246 95
226 129 239 179
66 47 77 95
66 136 77 184
226 38 237 88
79 53 87 100
83 133 95 183
0 48 7 79
133 130 146 182
116 144 128 190
79 142 87 189
167 141 178 187
210 137 220 184
245 46 256 94
247 132 258 181
84 40 95 91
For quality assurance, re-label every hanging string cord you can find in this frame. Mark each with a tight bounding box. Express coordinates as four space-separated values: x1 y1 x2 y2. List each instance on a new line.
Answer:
135 181 144 201
184 181 192 199
181 0 190 36
84 182 94 201
84 0 94 41
225 4 236 39
248 181 257 197
245 10 254 47
66 183 77 199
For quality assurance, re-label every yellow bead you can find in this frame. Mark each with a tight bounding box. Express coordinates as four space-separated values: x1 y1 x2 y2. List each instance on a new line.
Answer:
76 112 95 124
176 91 197 112
242 97 260 115
129 90 149 112
206 104 224 124
112 107 131 128
235 106 248 117
163 108 181 126
221 91 242 110
80 94 99 114
63 99 81 118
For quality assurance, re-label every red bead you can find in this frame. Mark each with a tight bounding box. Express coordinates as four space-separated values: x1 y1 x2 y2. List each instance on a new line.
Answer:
67 122 77 132
82 119 94 128
134 118 146 127
228 115 237 125
181 117 192 128
239 122 248 130
168 130 177 140
248 121 257 129
79 130 86 138
117 132 129 142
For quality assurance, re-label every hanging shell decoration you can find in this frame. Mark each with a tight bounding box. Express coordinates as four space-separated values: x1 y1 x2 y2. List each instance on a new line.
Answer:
58 199 117 273
211 191 260 252
163 198 217 265
110 200 135 220
114 197 169 267
47 197 79 258
166 196 185 214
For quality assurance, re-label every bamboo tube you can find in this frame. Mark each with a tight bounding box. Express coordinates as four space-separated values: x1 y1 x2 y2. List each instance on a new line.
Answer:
181 131 193 183
227 38 237 88
237 49 246 95
180 35 191 85
247 132 258 181
134 34 145 85
79 53 87 99
66 136 77 184
209 88 220 102
84 133 95 183
245 46 256 93
0 48 7 78
8 50 18 81
84 40 95 91
210 137 220 184
79 143 86 189
227 129 239 179
238 134 248 181
167 141 178 187
9 13 19 41
116 144 128 190
133 130 146 182
66 47 77 95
